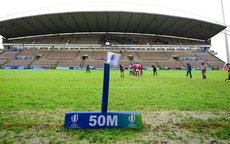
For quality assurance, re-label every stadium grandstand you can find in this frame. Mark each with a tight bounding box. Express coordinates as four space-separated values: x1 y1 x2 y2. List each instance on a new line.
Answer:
0 11 226 70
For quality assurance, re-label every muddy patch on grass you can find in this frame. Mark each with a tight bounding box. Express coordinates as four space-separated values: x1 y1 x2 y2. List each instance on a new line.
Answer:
142 111 230 126
139 111 230 144
0 109 68 125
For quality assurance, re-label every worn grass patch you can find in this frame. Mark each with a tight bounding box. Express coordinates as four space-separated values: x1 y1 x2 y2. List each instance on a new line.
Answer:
0 69 230 143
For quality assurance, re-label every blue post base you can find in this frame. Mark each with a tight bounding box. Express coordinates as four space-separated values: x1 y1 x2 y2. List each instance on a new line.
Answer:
64 111 142 129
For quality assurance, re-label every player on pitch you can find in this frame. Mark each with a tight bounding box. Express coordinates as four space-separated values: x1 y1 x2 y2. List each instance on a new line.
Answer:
120 64 124 78
152 65 157 76
201 63 207 79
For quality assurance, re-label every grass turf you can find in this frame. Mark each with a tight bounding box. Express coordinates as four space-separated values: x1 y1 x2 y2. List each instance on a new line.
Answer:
0 69 229 143
0 69 229 111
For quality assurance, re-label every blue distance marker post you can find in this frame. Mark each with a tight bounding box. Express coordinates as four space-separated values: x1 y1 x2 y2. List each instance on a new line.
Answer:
64 62 142 129
101 63 110 113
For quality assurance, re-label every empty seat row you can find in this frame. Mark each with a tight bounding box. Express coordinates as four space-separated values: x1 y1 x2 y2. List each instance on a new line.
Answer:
5 59 33 66
47 51 78 60
0 50 225 68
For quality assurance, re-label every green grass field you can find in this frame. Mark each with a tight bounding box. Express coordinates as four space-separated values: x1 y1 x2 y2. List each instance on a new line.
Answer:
0 69 229 143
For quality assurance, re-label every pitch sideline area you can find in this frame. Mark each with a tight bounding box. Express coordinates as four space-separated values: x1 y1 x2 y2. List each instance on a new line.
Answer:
0 70 229 143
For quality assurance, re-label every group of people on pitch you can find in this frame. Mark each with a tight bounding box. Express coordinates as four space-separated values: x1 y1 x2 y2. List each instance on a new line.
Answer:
94 62 230 80
128 63 144 77
120 63 158 77
186 62 230 80
186 62 208 79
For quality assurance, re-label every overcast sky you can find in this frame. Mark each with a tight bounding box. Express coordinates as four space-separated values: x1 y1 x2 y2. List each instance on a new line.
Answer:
0 0 229 62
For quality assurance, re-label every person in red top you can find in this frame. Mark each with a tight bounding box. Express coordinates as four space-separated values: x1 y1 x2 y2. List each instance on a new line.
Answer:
135 63 140 77
140 65 144 76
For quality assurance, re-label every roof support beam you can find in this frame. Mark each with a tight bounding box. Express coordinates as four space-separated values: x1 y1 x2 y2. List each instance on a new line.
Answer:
10 20 35 35
95 14 100 31
191 25 213 40
22 18 43 34
33 17 55 33
163 19 180 34
0 29 9 38
125 14 133 32
171 20 191 34
134 14 145 32
180 22 202 37
71 14 81 32
46 15 63 32
58 15 73 32
106 14 110 32
152 17 168 33
116 13 121 32
82 13 91 32
203 27 222 40
144 16 157 33
0 24 21 37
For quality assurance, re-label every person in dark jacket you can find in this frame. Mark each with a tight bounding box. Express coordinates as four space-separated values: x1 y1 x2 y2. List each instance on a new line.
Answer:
225 69 230 81
225 63 230 81
152 65 157 76
86 64 90 73
186 63 192 78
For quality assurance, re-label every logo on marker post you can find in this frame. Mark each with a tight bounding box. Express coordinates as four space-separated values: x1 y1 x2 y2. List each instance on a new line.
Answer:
128 114 136 123
69 114 80 128
71 114 78 123
128 114 137 128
